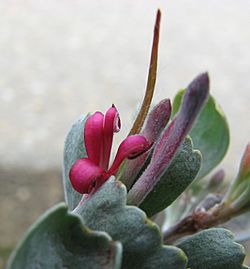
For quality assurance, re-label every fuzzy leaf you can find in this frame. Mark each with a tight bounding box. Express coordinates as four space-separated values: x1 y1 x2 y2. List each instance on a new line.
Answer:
140 136 201 217
6 203 122 269
173 91 229 179
121 98 172 189
63 114 88 210
223 212 250 242
75 177 187 269
127 73 208 207
177 228 247 269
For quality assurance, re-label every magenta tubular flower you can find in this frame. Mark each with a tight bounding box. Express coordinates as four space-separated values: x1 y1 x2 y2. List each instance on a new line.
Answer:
69 105 150 194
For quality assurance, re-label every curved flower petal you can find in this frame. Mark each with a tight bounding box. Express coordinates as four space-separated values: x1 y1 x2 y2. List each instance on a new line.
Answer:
109 135 150 175
84 112 104 166
69 158 104 194
101 105 121 170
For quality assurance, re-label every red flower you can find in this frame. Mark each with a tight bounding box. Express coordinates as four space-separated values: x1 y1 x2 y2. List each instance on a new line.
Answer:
69 105 150 194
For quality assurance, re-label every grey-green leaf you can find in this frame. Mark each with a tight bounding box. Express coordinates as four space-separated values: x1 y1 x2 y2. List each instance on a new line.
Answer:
173 90 229 179
75 177 187 269
6 203 122 269
177 228 247 269
223 212 250 243
63 114 88 210
140 136 201 217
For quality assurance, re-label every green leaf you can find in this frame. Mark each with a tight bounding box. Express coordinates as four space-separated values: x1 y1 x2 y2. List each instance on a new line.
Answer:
223 212 250 242
75 177 187 269
173 90 229 179
6 203 122 269
140 136 201 217
177 228 246 269
63 114 88 210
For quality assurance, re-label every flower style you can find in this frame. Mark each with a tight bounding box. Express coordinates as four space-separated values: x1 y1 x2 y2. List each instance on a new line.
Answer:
69 105 150 194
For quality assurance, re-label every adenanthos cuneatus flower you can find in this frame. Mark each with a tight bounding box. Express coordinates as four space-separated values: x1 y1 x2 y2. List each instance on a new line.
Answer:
69 10 162 196
69 105 150 194
68 7 210 207
69 72 209 203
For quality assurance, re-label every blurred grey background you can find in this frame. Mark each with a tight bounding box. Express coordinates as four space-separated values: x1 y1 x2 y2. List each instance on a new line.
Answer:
1 0 250 266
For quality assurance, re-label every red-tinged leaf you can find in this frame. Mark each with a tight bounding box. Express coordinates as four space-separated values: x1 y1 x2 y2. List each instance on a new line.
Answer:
127 73 209 206
122 99 171 189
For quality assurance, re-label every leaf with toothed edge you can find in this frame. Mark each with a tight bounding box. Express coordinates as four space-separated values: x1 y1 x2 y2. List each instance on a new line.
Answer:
140 136 202 217
6 203 122 269
177 228 247 269
63 114 88 210
74 177 187 269
126 73 209 207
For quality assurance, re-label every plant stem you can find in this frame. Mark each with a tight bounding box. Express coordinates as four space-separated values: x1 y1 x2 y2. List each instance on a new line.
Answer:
163 202 235 244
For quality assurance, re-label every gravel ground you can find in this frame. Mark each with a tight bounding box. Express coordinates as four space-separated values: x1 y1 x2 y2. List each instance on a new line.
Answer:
0 1 250 266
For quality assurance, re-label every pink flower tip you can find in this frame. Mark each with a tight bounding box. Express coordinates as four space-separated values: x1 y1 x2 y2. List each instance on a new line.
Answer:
109 135 151 175
69 158 104 194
